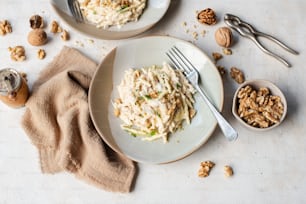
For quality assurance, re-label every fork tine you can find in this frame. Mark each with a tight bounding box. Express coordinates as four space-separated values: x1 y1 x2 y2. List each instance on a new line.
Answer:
170 47 192 73
73 0 84 22
166 50 186 74
67 0 84 23
68 0 77 19
73 0 82 22
173 46 197 72
166 52 179 70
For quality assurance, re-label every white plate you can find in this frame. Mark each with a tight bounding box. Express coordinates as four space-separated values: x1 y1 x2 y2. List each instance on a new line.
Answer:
51 0 170 40
89 36 224 164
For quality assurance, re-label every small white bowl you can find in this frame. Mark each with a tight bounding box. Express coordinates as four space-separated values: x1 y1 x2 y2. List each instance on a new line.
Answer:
232 79 287 131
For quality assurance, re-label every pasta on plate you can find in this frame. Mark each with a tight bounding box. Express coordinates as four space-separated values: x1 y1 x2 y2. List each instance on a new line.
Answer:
113 63 197 143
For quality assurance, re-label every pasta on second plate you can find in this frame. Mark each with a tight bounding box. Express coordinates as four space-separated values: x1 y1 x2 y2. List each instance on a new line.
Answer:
78 0 147 29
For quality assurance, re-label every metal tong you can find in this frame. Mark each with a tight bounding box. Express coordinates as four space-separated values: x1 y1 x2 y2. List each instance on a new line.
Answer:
224 14 298 67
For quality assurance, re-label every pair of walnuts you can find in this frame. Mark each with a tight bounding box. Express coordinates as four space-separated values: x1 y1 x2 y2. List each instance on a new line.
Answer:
197 8 233 48
28 15 48 46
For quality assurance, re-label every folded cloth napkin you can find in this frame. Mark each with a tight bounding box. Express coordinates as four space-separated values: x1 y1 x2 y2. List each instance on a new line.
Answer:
21 46 136 193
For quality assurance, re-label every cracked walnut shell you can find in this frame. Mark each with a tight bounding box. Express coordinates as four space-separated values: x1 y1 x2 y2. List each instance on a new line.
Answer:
29 15 44 29
197 8 217 25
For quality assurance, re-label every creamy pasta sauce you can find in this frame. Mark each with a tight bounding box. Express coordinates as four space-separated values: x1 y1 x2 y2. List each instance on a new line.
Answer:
113 63 197 143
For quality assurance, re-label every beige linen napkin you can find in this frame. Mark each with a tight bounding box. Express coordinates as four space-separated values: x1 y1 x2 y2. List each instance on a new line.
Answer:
21 46 136 193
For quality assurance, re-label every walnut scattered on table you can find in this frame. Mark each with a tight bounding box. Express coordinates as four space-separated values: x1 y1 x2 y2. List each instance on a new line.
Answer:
224 165 234 177
8 46 26 61
0 20 12 36
37 49 46 59
200 29 206 37
217 65 226 76
222 48 232 55
212 52 223 63
50 20 70 42
61 30 70 41
230 67 245 84
198 161 215 178
197 8 217 25
192 31 198 40
50 20 62 33
87 39 95 44
75 40 84 47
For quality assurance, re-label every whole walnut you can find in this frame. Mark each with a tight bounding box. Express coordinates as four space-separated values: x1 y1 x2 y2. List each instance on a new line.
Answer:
215 27 233 48
27 29 48 46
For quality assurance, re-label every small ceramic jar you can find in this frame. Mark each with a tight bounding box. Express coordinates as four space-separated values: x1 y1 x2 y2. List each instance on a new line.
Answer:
0 68 29 108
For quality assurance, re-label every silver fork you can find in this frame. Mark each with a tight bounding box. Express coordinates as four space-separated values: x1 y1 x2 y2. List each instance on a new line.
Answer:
166 46 238 141
67 0 85 23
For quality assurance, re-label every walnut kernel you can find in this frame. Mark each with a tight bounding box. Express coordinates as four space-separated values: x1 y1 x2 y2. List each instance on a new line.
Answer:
8 46 26 61
215 27 232 48
230 67 244 84
197 8 217 25
50 20 62 33
217 66 226 76
61 30 70 41
27 29 48 46
200 30 206 37
212 52 223 63
198 161 215 178
37 49 46 59
223 48 232 55
192 31 198 40
0 20 12 36
224 165 233 177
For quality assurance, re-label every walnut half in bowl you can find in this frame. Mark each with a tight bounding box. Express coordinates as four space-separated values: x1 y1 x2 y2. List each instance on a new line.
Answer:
232 79 287 131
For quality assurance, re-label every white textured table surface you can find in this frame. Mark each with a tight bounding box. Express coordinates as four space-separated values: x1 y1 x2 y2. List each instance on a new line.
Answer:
1 0 306 203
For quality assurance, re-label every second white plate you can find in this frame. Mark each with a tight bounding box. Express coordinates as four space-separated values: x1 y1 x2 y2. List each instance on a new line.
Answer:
51 0 171 39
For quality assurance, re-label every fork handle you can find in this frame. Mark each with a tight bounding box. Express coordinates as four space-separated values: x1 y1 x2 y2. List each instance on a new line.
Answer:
196 85 238 141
